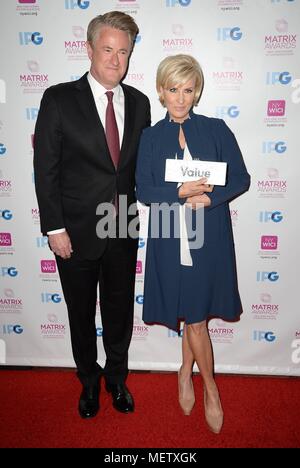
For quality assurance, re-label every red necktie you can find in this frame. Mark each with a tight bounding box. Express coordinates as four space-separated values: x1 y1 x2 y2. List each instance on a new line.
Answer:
105 91 120 169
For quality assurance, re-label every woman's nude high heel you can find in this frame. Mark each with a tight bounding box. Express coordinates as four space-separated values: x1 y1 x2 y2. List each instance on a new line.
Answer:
178 367 195 416
203 386 224 434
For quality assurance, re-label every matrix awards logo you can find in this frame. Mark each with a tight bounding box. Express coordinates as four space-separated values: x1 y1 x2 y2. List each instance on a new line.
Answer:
124 60 144 88
264 19 297 56
116 0 139 13
64 26 87 61
0 171 13 198
230 209 238 227
19 61 49 94
16 0 39 16
162 24 193 53
31 207 40 225
208 319 234 344
212 57 243 91
259 235 279 260
0 288 23 314
132 315 149 341
40 314 66 339
217 0 243 11
257 168 287 199
251 293 279 321
0 233 14 255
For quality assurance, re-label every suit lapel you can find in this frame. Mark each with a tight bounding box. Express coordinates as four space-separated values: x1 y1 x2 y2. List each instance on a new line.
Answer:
119 84 136 169
74 73 115 171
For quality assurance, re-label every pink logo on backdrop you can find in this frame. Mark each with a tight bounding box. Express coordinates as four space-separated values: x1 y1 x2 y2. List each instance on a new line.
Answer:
267 100 285 116
0 233 12 246
136 260 142 274
19 0 36 3
261 236 278 250
260 293 272 303
41 260 56 273
72 26 85 39
27 61 39 73
275 19 288 33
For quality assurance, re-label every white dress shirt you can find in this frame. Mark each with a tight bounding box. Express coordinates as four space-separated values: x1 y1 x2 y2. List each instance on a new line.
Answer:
47 72 125 235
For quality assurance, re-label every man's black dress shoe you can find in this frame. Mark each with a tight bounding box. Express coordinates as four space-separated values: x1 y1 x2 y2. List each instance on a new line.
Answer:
78 384 100 419
106 383 134 413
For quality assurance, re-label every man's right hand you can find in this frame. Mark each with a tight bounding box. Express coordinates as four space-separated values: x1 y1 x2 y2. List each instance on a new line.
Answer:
48 232 73 259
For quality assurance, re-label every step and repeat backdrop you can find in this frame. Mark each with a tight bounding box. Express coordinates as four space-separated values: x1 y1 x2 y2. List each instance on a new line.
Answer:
0 0 299 375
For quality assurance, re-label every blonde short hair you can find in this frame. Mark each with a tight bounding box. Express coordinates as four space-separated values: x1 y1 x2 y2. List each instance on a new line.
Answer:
87 11 139 50
156 54 204 106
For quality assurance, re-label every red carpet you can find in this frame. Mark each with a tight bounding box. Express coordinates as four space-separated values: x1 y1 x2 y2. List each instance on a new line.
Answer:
0 369 299 448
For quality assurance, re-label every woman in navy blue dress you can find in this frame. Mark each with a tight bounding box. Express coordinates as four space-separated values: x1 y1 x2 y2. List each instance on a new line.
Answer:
135 55 250 434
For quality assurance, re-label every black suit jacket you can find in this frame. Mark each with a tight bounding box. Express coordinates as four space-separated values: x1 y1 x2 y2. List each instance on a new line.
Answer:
34 72 151 259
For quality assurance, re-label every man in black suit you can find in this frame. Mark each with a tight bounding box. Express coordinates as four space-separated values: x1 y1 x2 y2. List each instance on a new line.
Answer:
34 11 151 419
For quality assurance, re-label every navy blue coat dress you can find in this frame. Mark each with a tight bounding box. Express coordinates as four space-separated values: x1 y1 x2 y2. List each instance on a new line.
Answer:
135 111 250 330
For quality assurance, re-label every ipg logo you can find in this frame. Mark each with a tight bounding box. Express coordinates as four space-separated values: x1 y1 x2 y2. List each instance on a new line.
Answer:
166 0 191 7
135 295 144 305
259 211 283 223
0 143 7 156
253 330 276 342
19 32 43 46
256 271 279 282
0 267 18 277
2 325 23 335
217 27 242 41
26 108 39 120
41 293 62 303
65 0 90 9
266 72 292 85
216 106 239 119
0 210 12 220
138 238 145 248
36 236 48 248
262 141 287 154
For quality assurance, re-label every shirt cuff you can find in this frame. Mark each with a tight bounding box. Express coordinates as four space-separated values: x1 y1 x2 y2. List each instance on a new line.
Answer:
47 228 66 235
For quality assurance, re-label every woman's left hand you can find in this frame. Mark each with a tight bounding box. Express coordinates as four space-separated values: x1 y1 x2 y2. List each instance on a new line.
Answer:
186 193 211 209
